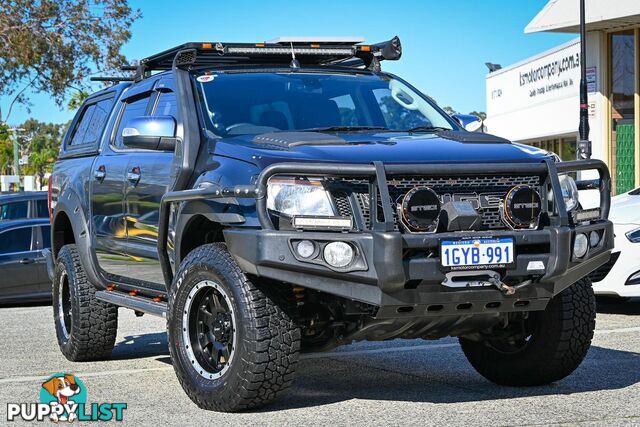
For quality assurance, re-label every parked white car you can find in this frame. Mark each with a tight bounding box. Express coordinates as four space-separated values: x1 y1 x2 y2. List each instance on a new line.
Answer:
590 187 640 298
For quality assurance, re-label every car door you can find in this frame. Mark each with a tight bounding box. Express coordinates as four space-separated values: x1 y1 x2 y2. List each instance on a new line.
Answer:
91 91 153 280
0 225 41 300
122 82 177 287
34 224 52 293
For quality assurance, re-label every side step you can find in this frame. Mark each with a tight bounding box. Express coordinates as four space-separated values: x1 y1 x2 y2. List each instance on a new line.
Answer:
95 290 168 318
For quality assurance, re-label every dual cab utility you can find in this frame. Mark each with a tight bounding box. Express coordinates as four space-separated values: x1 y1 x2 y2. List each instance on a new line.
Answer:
47 37 613 412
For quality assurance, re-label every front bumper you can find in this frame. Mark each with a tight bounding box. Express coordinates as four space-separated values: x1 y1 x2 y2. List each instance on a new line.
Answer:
225 220 613 318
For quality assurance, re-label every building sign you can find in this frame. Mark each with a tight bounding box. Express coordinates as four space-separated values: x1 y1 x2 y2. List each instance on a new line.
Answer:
487 40 581 117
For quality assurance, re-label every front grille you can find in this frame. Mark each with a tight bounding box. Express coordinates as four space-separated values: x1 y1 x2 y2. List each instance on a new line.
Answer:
589 251 620 282
328 174 542 232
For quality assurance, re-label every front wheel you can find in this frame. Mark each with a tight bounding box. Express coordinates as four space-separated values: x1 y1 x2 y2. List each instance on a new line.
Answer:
167 243 301 412
460 277 596 386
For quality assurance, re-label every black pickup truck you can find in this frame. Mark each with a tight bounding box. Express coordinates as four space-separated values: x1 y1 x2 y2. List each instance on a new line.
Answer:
47 37 613 412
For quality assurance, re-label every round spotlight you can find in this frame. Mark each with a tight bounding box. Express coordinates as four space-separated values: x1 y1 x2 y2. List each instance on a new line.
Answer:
400 187 441 232
323 242 354 268
589 231 600 248
296 240 316 258
503 185 542 229
574 233 589 258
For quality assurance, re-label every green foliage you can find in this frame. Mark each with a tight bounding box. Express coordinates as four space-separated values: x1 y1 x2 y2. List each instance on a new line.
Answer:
68 90 90 111
0 123 13 175
0 0 140 121
468 111 487 120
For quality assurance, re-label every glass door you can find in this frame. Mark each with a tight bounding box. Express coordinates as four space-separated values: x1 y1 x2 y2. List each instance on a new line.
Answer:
609 30 636 195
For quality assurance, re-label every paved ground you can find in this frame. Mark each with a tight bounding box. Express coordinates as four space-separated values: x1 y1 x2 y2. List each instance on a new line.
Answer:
0 299 639 426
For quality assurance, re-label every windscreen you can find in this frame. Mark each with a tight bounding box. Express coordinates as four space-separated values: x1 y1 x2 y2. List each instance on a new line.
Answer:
195 72 455 136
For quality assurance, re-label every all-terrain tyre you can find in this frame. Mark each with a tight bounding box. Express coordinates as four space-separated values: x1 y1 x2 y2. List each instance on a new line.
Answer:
168 243 301 412
460 277 596 386
53 244 118 361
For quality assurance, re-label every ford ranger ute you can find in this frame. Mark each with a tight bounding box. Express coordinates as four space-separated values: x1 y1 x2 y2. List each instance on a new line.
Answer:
46 37 614 412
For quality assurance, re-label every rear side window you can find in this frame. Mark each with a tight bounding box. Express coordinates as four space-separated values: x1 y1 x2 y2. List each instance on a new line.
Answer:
68 97 114 147
0 201 29 220
114 94 152 148
0 227 32 254
36 199 49 218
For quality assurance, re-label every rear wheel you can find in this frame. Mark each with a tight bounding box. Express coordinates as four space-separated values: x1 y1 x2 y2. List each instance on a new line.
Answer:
53 244 118 361
460 277 596 386
168 243 300 412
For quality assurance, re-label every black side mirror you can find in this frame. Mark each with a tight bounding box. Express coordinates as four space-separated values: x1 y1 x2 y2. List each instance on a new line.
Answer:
122 116 177 151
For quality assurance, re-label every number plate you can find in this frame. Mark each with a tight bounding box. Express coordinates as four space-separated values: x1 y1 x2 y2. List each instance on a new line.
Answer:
440 237 514 269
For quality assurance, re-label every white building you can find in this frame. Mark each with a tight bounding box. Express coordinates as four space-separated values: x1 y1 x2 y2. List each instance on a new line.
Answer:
485 0 640 195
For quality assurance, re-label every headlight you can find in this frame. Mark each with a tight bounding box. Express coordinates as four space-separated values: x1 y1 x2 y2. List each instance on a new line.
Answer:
558 175 579 211
267 177 335 216
626 227 640 243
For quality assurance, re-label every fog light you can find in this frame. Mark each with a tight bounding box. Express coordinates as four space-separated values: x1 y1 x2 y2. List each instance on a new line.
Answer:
573 233 588 258
296 240 316 258
323 242 354 268
589 231 600 247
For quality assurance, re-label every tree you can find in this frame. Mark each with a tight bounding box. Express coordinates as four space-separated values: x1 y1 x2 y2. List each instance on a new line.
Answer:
0 123 13 175
19 119 65 185
68 90 89 111
442 106 458 116
0 0 140 122
468 111 487 121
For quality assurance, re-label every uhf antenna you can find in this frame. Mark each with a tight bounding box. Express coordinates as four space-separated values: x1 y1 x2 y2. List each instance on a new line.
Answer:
578 0 591 159
289 42 300 68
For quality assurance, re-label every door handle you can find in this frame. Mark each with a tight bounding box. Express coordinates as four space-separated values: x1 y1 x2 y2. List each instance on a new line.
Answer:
94 165 106 182
19 258 34 264
127 166 141 185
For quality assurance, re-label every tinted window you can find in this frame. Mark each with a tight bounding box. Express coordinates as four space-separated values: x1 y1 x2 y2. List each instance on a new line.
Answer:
68 97 114 147
154 91 178 118
0 227 32 254
36 199 49 218
0 201 29 220
114 95 152 148
41 225 51 249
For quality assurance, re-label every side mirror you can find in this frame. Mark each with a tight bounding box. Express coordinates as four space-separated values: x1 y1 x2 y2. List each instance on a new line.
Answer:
122 116 177 151
452 114 484 132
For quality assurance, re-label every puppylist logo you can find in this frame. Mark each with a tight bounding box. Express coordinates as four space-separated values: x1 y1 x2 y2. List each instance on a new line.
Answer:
6 373 127 422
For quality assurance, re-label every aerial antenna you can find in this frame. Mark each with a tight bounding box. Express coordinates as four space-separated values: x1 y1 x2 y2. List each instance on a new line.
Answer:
578 0 591 159
289 42 300 68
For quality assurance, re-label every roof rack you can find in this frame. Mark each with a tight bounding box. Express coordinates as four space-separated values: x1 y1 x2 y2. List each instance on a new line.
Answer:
90 36 401 83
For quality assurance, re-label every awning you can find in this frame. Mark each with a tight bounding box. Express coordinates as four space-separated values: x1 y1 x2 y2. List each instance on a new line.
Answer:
525 0 640 33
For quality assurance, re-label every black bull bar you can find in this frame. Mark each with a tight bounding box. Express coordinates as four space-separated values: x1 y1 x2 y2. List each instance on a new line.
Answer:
156 158 611 287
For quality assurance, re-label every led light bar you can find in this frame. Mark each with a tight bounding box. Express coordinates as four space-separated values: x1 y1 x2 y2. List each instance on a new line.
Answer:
292 216 353 231
226 46 356 56
572 208 601 223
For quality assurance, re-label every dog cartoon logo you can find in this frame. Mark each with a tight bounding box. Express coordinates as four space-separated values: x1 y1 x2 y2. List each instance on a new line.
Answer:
40 373 85 422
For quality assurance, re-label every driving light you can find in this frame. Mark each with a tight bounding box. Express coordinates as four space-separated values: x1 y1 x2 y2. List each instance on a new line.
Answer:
589 231 600 247
559 175 579 211
573 233 588 258
267 177 335 217
626 227 640 243
296 240 316 258
323 242 354 268
502 185 542 229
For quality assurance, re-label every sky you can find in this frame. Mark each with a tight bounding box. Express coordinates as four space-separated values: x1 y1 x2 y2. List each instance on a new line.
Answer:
3 0 576 126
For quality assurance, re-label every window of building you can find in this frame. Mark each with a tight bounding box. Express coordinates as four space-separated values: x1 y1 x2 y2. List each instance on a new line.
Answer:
609 30 636 195
527 137 577 161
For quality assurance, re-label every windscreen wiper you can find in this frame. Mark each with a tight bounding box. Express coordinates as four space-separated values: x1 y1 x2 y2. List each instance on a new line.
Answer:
298 125 390 132
404 126 451 133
